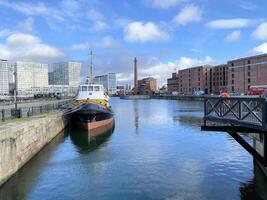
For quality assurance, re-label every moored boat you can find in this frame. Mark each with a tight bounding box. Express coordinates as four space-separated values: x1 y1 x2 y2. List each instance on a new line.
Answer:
71 83 114 134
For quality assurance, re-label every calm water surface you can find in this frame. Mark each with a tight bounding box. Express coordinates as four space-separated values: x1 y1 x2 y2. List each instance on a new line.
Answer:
1 98 267 200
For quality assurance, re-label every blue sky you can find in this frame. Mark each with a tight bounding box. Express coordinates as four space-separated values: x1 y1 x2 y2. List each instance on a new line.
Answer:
0 0 267 85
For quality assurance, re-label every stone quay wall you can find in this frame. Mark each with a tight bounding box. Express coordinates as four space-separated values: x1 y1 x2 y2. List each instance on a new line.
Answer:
0 112 68 186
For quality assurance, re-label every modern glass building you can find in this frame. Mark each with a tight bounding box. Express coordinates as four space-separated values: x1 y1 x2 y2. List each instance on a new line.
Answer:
15 61 48 96
49 61 81 88
0 59 9 95
94 73 117 95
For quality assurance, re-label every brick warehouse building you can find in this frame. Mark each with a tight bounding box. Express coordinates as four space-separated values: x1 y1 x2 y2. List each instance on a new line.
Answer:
178 65 212 94
210 64 228 94
167 73 179 94
228 53 267 94
167 53 267 95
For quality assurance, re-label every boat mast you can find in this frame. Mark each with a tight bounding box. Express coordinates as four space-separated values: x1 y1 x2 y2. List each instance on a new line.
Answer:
89 50 93 83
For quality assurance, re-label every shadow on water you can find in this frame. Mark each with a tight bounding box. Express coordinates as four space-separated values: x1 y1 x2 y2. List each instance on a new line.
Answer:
0 129 69 200
239 162 267 200
69 124 115 154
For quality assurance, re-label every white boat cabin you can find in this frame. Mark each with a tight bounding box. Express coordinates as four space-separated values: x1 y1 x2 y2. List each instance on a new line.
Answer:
76 84 109 101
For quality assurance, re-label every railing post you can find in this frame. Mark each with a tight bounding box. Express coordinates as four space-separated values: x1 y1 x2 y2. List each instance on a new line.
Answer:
238 99 242 120
203 97 207 126
262 98 267 131
2 109 5 122
219 98 222 117
19 108 22 118
264 134 267 167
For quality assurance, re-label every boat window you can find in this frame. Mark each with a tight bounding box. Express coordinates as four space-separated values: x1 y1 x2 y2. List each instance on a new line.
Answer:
94 86 100 91
82 86 87 91
88 86 93 91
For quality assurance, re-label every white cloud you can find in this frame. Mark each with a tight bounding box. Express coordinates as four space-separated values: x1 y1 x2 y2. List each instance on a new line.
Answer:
225 30 241 42
252 22 267 40
0 33 64 62
252 43 267 54
17 17 34 32
71 43 89 51
99 36 120 48
60 0 81 16
173 4 202 26
206 18 256 29
0 1 64 22
145 0 185 9
0 29 13 37
124 21 169 43
86 8 104 21
239 1 258 10
92 21 109 31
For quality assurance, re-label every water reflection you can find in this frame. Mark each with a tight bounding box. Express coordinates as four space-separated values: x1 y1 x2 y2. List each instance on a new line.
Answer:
173 115 202 127
0 130 68 200
69 125 115 154
133 100 139 134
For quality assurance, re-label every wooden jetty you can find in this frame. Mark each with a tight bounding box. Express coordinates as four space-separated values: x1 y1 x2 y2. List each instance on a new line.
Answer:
201 96 267 175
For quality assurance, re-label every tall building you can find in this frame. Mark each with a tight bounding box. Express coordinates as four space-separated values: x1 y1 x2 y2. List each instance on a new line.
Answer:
211 64 228 94
167 72 179 94
50 61 81 87
94 73 117 94
0 59 9 95
15 61 48 95
228 54 267 94
179 65 211 94
137 77 157 95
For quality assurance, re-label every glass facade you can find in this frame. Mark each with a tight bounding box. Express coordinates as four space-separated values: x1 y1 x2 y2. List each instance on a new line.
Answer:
15 61 48 95
94 73 117 94
49 62 81 87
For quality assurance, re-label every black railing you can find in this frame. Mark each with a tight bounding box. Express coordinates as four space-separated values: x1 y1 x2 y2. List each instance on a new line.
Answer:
203 96 267 131
0 100 73 122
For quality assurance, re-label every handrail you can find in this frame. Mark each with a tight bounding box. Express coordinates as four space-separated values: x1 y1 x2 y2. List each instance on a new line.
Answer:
203 96 267 131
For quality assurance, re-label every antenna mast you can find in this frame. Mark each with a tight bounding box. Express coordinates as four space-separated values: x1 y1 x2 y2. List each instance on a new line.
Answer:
89 50 93 83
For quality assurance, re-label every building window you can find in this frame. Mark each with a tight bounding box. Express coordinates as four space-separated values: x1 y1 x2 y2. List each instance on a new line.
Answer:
248 65 251 70
247 60 251 64
232 86 234 92
248 78 251 83
248 71 250 76
231 63 234 66
231 68 234 72
231 74 234 78
232 80 234 84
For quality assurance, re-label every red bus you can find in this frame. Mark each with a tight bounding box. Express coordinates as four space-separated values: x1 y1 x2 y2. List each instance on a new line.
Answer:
248 85 267 95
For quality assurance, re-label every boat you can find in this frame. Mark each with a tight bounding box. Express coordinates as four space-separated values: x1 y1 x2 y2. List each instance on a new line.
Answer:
71 83 114 134
69 50 114 134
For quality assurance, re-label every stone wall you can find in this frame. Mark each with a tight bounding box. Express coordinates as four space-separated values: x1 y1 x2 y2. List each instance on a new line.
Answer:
0 112 68 186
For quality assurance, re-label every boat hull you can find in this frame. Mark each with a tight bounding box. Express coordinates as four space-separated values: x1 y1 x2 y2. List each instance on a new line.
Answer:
70 103 114 136
75 117 114 136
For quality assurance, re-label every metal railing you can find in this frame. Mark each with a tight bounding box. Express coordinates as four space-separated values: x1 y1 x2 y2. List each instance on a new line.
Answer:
0 99 73 122
203 96 267 131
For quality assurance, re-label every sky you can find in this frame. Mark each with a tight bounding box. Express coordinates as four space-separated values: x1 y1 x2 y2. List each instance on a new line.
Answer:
0 0 267 86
